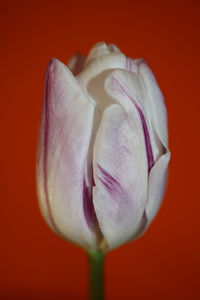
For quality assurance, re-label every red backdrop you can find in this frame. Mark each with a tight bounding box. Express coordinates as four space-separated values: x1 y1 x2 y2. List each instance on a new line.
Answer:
1 0 200 299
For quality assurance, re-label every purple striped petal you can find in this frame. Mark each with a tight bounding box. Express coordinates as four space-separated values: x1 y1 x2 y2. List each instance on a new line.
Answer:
36 58 97 250
92 104 148 250
105 70 154 173
105 67 167 162
127 59 170 228
105 66 170 237
137 60 168 149
97 164 123 195
110 75 154 173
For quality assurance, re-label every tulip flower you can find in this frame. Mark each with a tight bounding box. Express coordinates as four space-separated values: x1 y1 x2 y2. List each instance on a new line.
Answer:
36 42 170 300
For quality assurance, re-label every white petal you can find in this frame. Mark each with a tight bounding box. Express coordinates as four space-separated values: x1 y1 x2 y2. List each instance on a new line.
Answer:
85 42 122 65
37 58 97 250
85 42 110 65
93 104 148 250
107 44 121 53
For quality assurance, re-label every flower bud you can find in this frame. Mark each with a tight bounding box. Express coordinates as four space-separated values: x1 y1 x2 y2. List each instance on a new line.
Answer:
36 42 170 252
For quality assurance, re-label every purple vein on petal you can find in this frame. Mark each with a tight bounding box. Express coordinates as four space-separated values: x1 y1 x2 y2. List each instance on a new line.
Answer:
83 170 96 230
97 164 123 195
43 59 61 234
112 75 154 173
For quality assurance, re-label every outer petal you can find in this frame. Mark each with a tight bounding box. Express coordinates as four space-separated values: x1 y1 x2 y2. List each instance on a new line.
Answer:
105 68 170 237
123 57 168 150
105 68 163 163
136 60 170 226
93 104 148 250
137 60 168 148
36 58 97 250
146 151 170 223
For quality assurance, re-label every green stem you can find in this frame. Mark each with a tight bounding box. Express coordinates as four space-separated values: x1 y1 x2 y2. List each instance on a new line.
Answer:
88 251 105 300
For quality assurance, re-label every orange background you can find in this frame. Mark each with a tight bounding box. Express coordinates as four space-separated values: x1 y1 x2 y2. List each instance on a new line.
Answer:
1 0 200 299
